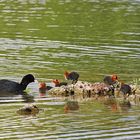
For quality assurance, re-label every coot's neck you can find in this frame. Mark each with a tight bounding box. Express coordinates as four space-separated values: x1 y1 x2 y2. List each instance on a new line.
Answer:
20 82 29 90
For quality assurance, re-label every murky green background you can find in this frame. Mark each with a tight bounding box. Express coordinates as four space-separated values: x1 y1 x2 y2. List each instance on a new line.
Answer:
0 0 140 139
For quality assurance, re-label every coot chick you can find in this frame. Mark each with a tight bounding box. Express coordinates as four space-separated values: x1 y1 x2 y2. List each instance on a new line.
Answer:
0 74 35 96
64 71 79 84
17 104 39 116
120 83 132 96
39 82 53 93
52 79 68 87
103 74 118 86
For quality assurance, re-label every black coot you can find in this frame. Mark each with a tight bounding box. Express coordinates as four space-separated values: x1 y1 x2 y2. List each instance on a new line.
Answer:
0 74 35 96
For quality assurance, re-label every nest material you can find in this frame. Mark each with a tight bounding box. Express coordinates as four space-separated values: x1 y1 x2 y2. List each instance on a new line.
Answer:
48 81 113 97
48 80 140 103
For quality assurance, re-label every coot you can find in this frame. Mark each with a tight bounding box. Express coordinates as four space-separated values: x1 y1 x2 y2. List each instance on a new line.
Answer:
64 71 79 84
0 74 35 96
39 82 53 93
103 74 118 86
120 83 132 95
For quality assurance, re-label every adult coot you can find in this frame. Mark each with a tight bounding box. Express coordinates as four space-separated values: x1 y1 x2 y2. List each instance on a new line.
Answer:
0 74 35 96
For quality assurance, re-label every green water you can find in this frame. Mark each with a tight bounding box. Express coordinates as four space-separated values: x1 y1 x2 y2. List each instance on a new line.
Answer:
0 0 140 139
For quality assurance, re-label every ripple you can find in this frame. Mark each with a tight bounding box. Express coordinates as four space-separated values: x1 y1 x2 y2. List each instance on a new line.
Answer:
0 0 140 139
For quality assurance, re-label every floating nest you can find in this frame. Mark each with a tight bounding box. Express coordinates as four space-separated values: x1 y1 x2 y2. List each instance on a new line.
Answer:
48 81 112 96
48 81 140 104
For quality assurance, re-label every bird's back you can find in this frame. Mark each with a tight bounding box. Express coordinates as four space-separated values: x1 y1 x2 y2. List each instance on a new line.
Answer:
68 72 79 81
59 82 68 86
103 76 114 85
120 84 131 95
0 79 22 95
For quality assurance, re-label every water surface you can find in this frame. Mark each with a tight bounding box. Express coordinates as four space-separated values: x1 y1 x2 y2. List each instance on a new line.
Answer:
0 0 140 139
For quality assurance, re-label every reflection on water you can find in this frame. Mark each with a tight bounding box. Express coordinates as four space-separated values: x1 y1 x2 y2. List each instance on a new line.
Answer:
0 98 140 139
0 0 140 139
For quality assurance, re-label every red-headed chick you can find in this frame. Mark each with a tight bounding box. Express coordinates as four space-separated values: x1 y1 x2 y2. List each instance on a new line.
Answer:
39 82 53 93
103 74 118 86
64 71 79 84
52 79 67 87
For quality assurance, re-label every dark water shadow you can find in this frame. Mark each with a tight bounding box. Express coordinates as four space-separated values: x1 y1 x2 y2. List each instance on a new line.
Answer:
0 91 35 103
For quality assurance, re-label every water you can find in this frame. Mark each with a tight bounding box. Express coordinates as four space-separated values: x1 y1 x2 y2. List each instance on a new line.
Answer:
0 0 140 139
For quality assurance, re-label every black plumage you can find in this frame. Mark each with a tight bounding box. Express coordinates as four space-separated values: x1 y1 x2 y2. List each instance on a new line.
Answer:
0 74 35 96
103 75 118 86
64 71 79 84
120 84 131 95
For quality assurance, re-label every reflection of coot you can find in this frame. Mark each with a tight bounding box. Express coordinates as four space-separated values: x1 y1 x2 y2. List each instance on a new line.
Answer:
103 97 131 112
22 93 34 103
0 74 35 96
120 100 131 107
64 101 79 113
